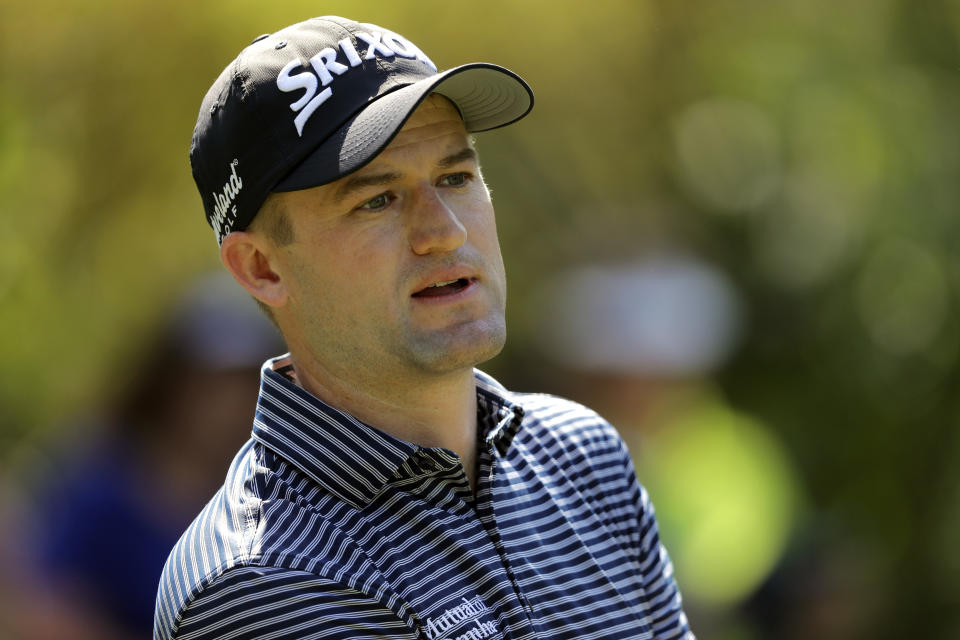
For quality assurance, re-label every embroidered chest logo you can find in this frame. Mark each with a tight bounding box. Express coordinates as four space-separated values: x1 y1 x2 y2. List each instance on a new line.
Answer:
424 596 498 640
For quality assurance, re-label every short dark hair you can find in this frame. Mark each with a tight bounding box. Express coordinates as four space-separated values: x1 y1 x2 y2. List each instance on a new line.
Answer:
253 194 296 247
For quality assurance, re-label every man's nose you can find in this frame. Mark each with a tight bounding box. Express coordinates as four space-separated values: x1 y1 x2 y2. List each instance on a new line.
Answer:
406 185 468 255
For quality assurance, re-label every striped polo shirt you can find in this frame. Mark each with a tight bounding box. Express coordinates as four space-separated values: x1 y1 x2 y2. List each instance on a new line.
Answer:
154 356 694 639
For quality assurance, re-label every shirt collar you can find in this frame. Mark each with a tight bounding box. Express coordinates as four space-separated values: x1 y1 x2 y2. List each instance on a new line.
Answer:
474 369 525 454
251 355 524 508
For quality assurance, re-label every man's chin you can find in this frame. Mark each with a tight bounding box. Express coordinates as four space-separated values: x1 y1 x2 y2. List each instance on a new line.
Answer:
407 321 507 374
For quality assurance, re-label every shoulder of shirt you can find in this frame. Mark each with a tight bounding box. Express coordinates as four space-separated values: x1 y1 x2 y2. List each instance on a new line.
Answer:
475 368 610 425
154 436 375 637
154 439 263 635
154 426 423 635
473 369 627 455
515 391 624 446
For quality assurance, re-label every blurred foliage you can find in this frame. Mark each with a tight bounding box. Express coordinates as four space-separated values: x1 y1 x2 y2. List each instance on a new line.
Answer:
3 0 960 638
636 395 801 608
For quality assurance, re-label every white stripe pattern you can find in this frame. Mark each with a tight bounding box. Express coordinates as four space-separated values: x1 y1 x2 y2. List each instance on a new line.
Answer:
154 360 694 639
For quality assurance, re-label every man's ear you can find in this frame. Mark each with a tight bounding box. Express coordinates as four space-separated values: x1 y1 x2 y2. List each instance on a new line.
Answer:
220 231 288 309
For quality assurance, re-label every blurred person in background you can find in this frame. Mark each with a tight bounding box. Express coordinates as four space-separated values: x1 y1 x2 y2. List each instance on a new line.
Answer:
531 255 816 639
11 273 282 640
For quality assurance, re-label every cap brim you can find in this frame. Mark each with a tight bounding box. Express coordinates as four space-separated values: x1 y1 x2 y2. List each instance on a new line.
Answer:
273 62 533 192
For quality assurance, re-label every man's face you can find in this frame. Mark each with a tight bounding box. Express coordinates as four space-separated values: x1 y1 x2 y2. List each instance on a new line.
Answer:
267 95 507 383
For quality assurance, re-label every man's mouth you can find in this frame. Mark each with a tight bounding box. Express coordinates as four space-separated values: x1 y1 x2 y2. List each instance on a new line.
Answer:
412 278 472 298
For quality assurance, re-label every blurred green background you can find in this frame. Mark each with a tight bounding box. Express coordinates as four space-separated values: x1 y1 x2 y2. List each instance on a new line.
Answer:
2 0 960 638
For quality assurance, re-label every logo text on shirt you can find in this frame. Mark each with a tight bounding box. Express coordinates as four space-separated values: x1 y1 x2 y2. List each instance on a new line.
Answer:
425 596 497 640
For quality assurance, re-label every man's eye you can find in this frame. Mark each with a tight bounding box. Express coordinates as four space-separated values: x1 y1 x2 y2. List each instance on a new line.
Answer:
358 193 392 211
439 172 470 187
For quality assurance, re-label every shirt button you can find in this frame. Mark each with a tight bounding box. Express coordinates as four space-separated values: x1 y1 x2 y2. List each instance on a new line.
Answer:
420 457 439 472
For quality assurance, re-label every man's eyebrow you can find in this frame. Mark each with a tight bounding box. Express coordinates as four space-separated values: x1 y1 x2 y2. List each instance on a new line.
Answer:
438 147 478 169
331 148 478 205
332 171 403 205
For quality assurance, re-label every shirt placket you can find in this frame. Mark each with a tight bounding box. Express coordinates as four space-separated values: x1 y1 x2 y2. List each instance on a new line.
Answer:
397 446 533 640
472 433 538 639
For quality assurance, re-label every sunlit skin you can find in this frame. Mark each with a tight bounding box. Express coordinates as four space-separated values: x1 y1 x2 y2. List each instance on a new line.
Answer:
221 96 507 491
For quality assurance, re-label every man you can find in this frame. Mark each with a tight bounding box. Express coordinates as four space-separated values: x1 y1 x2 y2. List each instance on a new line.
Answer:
155 15 694 640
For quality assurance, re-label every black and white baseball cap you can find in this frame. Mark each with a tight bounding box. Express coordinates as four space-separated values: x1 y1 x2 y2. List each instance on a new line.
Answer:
191 15 534 244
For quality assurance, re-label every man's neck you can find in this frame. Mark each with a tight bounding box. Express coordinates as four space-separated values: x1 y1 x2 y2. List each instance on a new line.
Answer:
283 350 480 491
